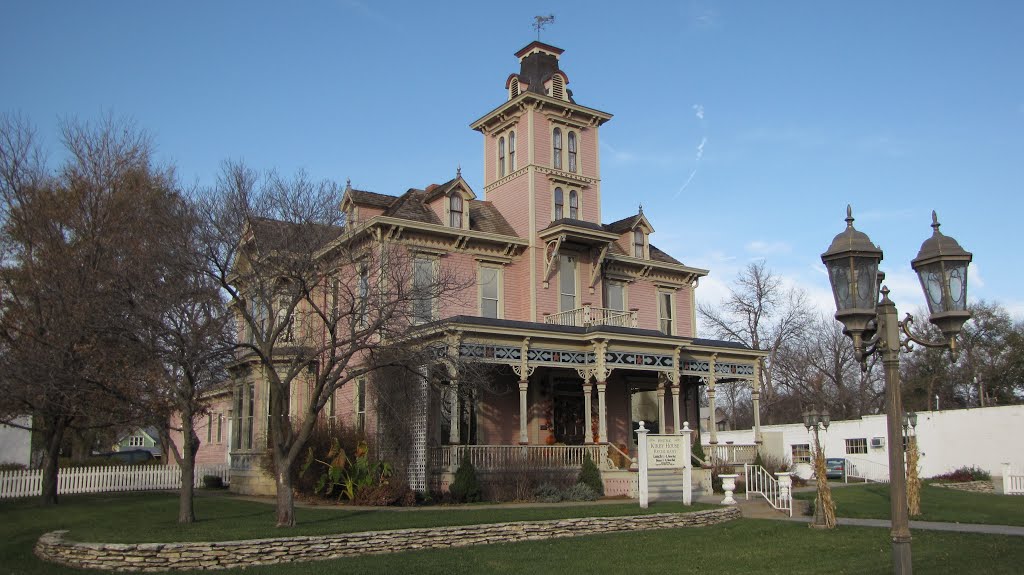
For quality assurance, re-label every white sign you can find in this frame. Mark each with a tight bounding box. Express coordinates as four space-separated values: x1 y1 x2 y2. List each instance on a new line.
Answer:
647 435 685 469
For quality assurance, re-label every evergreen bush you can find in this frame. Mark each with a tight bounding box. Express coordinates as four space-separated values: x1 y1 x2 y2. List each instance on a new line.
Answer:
450 452 482 503
534 483 563 503
563 482 599 501
577 452 604 496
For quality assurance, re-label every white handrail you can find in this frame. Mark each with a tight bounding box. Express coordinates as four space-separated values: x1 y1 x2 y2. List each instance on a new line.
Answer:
844 457 889 483
744 463 792 517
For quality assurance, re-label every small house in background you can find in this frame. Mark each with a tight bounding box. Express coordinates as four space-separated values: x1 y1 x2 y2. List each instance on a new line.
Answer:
112 426 162 461
699 407 730 435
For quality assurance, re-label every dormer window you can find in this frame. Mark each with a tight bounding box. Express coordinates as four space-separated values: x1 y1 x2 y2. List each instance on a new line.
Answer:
552 74 565 100
449 193 464 228
552 128 562 170
634 229 645 258
567 131 577 173
508 131 516 171
569 190 578 219
554 187 564 220
498 137 506 178
509 77 520 99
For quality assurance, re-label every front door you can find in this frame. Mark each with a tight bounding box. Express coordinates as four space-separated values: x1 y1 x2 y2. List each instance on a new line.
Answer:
552 379 585 445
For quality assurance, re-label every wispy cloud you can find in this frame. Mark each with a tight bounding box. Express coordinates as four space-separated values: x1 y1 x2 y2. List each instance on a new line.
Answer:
745 240 792 256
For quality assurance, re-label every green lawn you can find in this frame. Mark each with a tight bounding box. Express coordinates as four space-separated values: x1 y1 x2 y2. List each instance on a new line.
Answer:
794 482 1024 526
3 491 1024 575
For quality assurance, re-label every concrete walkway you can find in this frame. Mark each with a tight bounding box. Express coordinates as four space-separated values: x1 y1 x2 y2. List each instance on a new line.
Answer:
696 493 1024 536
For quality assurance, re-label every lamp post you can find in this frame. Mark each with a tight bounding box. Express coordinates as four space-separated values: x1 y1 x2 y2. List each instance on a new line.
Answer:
903 412 920 516
822 206 972 575
803 408 835 528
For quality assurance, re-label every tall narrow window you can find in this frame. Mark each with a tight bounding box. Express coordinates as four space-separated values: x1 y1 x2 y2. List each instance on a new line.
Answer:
659 291 674 335
604 282 624 311
559 255 577 312
207 414 213 443
328 391 336 426
552 128 562 169
480 266 501 318
498 137 506 178
634 230 645 258
217 414 223 443
554 188 564 220
357 266 369 327
568 131 577 173
508 131 516 171
356 378 366 432
449 193 463 228
233 387 243 449
245 382 255 449
569 190 579 219
412 257 435 324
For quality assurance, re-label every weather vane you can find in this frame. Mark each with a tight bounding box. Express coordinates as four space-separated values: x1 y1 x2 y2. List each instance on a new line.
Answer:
533 14 555 40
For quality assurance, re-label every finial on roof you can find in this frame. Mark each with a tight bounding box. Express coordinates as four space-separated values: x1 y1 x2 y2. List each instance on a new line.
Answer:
931 210 941 234
345 178 352 191
457 164 461 178
638 204 644 215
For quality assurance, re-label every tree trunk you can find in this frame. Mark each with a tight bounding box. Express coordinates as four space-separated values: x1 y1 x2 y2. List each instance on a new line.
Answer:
177 416 199 524
39 416 67 506
275 463 295 527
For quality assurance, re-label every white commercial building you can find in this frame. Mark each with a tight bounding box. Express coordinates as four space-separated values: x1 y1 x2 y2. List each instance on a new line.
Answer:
712 404 1024 481
0 416 31 467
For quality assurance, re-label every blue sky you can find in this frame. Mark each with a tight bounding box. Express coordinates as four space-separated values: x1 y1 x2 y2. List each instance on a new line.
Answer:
3 1 1022 321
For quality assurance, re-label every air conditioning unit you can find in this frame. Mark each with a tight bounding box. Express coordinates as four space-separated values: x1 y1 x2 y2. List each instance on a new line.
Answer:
870 437 885 448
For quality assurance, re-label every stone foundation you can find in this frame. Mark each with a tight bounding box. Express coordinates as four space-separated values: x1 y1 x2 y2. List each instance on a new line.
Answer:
36 508 740 571
931 480 995 494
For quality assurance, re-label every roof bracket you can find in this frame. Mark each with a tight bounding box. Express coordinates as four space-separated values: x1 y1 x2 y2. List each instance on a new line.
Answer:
590 244 609 288
543 234 566 283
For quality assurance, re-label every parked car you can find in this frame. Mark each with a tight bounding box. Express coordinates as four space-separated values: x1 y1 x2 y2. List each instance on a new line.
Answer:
825 458 846 480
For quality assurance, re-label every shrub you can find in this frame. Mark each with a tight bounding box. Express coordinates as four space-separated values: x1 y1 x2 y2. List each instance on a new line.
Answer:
691 442 708 467
479 460 575 502
450 453 482 503
0 462 27 472
563 482 599 501
578 452 604 496
201 474 224 489
267 421 369 499
932 465 991 482
534 483 563 503
302 438 394 503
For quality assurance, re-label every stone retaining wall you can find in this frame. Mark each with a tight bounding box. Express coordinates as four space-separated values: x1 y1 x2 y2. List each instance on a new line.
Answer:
931 480 995 493
35 507 740 571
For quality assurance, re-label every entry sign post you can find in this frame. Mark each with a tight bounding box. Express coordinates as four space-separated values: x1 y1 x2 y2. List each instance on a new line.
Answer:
637 421 693 509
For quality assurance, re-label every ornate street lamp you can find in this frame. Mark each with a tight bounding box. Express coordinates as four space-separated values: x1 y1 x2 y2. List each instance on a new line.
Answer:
803 408 834 528
823 206 972 575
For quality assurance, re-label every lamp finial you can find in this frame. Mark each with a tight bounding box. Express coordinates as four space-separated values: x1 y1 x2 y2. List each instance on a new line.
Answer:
845 204 854 228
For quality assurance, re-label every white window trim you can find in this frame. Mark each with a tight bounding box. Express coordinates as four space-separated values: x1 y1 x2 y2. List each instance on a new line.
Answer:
658 289 676 335
445 192 467 230
478 264 504 319
567 130 579 174
559 254 579 312
355 378 367 432
498 136 506 178
508 130 516 172
603 280 627 311
552 126 563 170
411 255 440 324
551 186 582 222
633 228 648 259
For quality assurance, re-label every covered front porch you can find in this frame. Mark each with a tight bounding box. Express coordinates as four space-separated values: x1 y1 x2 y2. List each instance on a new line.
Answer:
421 317 766 494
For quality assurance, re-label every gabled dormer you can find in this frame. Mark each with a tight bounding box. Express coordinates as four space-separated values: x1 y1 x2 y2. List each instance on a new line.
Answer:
605 208 655 260
423 173 476 231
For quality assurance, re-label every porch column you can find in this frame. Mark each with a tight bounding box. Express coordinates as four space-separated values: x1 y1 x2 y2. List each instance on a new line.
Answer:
596 381 608 444
671 382 681 434
448 382 460 444
583 381 594 444
752 362 763 444
708 355 718 445
518 380 529 445
657 382 666 434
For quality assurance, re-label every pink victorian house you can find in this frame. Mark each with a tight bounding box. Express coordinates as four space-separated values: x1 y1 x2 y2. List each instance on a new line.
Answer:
225 42 766 496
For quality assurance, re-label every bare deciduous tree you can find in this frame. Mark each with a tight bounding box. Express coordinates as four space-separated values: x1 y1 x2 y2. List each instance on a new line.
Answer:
698 260 812 424
201 161 472 526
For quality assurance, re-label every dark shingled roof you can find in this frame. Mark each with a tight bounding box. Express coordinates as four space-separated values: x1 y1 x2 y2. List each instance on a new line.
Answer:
604 213 642 234
347 189 396 209
248 217 343 252
469 201 517 236
649 245 682 265
512 43 576 104
541 218 608 233
383 189 442 225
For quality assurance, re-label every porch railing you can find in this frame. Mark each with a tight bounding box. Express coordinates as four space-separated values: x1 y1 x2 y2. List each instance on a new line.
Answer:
844 457 889 483
544 304 638 328
705 443 758 466
429 445 607 472
1002 463 1024 495
744 464 792 517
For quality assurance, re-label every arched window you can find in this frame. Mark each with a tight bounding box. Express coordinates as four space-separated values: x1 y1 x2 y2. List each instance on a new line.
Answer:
449 193 463 228
509 77 520 99
569 190 578 219
634 229 645 258
552 128 562 170
498 137 506 178
567 132 577 173
554 187 564 220
508 131 516 171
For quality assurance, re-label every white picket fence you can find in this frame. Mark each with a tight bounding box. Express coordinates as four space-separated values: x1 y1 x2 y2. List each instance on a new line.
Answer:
1003 463 1024 495
0 464 230 500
